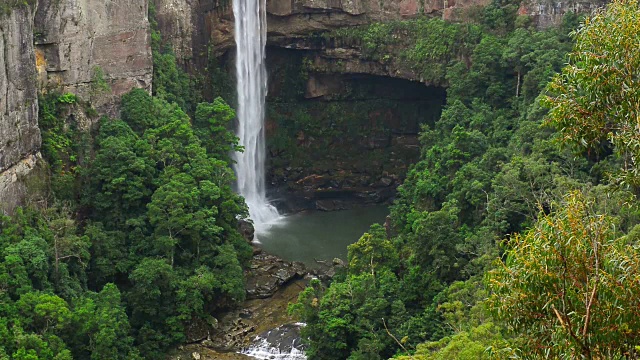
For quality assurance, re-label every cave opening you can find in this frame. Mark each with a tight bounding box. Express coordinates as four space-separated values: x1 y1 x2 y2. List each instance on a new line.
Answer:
264 47 446 212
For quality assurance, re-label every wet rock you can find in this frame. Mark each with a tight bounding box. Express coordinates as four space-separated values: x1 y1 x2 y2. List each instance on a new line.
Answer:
296 174 329 189
376 187 395 202
315 199 336 211
366 135 391 149
392 135 421 147
206 315 256 351
197 254 308 352
185 316 218 343
238 219 255 242
377 177 394 187
309 260 344 282
315 199 348 211
245 254 306 299
200 276 308 355
316 200 339 211
323 267 336 280
168 344 254 360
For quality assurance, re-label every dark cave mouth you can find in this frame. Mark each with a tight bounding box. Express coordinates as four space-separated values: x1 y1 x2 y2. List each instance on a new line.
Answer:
263 47 447 212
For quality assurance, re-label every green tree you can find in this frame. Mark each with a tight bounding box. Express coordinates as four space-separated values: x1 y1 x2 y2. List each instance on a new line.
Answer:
193 98 240 165
127 258 181 354
543 0 640 188
488 191 640 359
91 286 135 360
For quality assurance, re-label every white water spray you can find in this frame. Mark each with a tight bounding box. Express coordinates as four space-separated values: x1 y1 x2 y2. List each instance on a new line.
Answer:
240 323 307 360
233 0 280 233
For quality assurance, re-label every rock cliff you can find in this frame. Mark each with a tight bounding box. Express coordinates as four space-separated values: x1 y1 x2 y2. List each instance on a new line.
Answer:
0 5 42 213
1 0 153 214
154 0 608 68
164 0 493 59
34 0 153 115
519 0 605 28
0 5 40 174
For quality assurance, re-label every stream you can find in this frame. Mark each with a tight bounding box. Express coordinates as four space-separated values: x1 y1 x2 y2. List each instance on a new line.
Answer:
238 205 389 359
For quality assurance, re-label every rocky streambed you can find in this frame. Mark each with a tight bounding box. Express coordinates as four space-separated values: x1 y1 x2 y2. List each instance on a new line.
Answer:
167 249 342 360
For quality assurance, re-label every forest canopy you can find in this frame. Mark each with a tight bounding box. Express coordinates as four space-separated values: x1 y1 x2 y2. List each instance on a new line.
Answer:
292 1 640 359
0 89 249 359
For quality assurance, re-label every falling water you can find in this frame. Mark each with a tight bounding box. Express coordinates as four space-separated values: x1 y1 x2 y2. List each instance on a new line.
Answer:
240 323 307 360
233 0 280 233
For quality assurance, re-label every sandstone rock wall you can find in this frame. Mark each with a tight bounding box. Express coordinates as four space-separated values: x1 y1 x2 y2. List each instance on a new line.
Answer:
153 0 492 62
199 0 472 55
152 0 224 70
152 0 195 64
0 5 41 174
0 153 47 215
1 0 153 214
157 0 607 66
34 0 153 115
519 0 606 28
0 5 43 214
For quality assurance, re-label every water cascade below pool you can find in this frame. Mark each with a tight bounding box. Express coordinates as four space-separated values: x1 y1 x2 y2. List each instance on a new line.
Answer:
240 324 307 360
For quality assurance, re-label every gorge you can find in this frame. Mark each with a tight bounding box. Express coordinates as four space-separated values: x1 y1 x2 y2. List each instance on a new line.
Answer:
4 0 637 359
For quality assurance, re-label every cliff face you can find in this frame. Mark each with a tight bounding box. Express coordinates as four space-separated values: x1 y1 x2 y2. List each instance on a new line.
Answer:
194 0 494 57
0 5 41 174
1 0 153 214
34 0 153 115
155 0 607 84
519 0 605 28
0 5 43 214
156 0 608 64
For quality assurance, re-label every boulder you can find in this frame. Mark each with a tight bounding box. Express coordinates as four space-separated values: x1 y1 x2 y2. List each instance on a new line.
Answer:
245 253 306 299
238 219 255 242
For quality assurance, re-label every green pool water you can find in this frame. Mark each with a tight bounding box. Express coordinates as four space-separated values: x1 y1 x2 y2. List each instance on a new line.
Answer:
256 205 389 267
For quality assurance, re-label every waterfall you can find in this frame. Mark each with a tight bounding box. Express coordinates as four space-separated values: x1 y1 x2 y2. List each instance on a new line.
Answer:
233 0 281 234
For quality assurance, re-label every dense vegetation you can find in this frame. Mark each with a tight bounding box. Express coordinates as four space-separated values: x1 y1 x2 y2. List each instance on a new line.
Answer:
1 88 247 359
3 0 640 358
291 1 640 359
1 2 253 356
